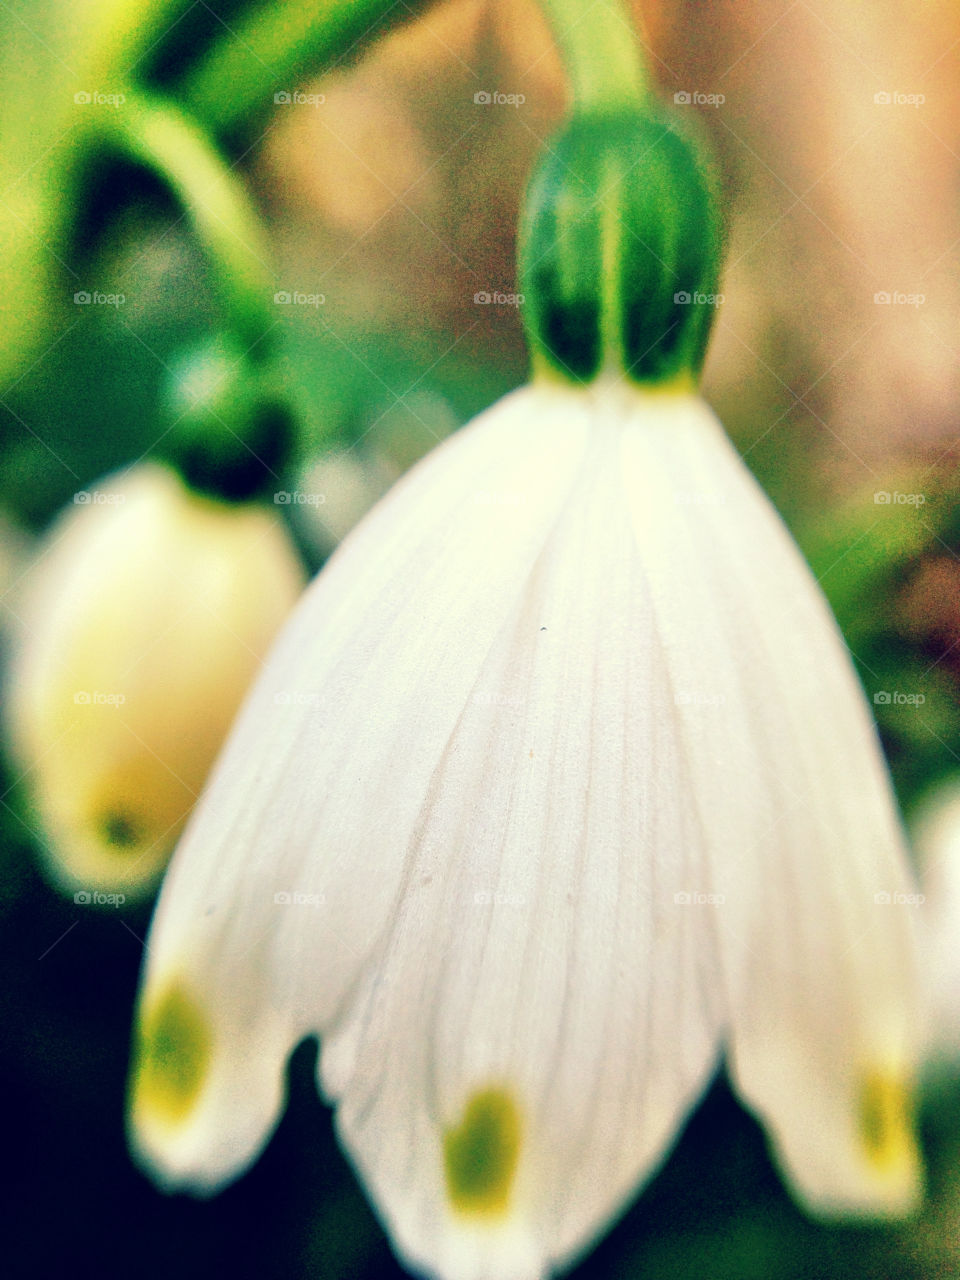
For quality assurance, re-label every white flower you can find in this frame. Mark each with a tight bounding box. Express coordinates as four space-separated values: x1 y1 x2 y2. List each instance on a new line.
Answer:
6 464 304 896
130 382 921 1280
911 782 960 1063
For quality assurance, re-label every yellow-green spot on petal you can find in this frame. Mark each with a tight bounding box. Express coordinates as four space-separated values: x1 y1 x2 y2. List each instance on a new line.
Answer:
858 1070 917 1175
443 1087 521 1218
131 980 211 1127
100 807 144 852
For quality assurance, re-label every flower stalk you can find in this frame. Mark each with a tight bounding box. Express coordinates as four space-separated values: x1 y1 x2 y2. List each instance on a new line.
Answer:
91 96 276 352
179 0 432 138
537 0 650 111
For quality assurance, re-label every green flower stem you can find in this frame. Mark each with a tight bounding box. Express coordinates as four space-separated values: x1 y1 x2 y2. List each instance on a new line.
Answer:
71 0 201 86
99 96 276 351
180 0 431 138
537 0 649 112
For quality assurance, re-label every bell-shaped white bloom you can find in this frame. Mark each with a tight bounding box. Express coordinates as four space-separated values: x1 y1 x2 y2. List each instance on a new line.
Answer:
6 464 304 897
130 382 921 1280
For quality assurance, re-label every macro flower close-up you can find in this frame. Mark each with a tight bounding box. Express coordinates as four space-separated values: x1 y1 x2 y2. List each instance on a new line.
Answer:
2 3 959 1280
130 379 922 1279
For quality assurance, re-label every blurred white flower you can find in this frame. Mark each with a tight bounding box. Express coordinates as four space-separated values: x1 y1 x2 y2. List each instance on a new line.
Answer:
6 463 304 897
911 781 960 1063
130 383 921 1280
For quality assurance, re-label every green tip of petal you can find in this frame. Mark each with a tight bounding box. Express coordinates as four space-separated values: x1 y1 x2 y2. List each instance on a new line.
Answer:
443 1087 522 1219
858 1070 918 1179
99 807 146 853
131 980 211 1128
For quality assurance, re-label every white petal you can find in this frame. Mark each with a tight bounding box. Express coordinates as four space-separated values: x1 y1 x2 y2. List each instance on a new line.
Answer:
620 391 921 1215
6 465 302 895
319 396 724 1280
132 385 592 1189
909 781 960 1063
133 380 921 1278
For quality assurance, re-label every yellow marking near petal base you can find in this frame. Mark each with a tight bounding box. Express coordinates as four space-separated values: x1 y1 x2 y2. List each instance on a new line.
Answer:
858 1071 917 1176
443 1087 522 1218
131 980 211 1127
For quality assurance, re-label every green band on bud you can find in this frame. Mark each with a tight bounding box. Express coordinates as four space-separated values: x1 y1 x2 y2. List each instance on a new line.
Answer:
520 109 721 385
159 335 295 504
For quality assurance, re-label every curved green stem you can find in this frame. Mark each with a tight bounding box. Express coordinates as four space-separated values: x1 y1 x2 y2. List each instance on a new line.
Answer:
97 95 276 351
181 0 431 138
538 0 649 111
76 0 201 84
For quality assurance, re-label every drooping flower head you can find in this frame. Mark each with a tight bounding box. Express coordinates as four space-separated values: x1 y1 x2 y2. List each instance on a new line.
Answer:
128 9 922 1279
6 462 303 896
